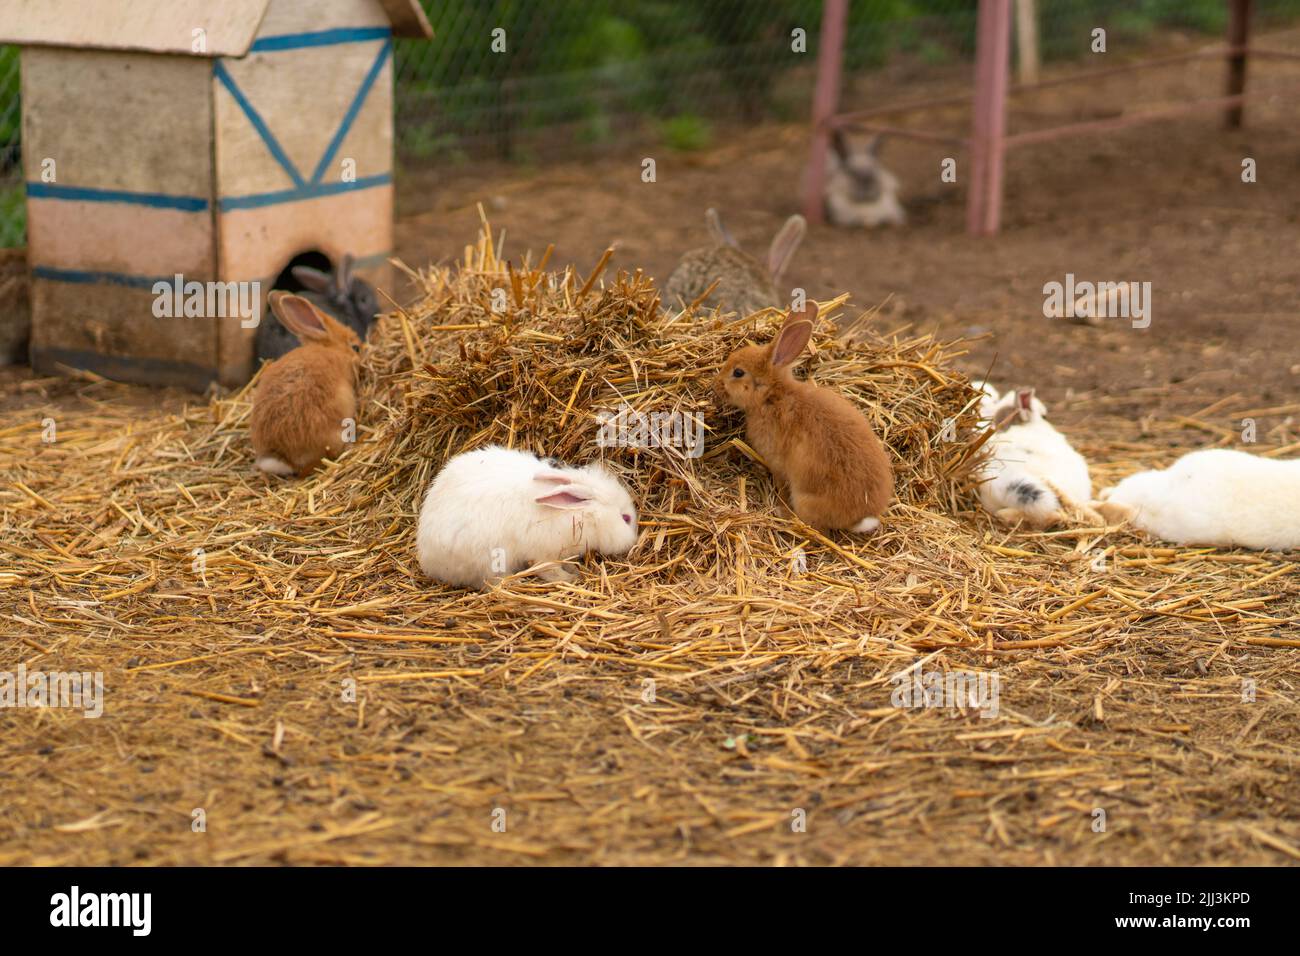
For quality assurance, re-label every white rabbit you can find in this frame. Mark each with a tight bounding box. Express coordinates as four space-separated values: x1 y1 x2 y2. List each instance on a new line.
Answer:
416 446 640 589
974 383 1093 528
1096 449 1300 551
824 130 906 228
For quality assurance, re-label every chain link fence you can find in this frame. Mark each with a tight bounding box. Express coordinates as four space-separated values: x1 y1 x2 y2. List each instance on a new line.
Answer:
392 0 1300 166
1 45 21 248
3 0 1300 247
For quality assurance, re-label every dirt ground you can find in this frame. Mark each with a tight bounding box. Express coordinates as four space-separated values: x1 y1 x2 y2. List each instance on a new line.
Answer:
2 30 1298 867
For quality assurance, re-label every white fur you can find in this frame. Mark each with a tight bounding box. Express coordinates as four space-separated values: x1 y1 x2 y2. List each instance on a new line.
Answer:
825 147 906 228
416 446 640 589
976 381 1001 422
256 455 295 476
974 383 1091 528
1099 449 1300 550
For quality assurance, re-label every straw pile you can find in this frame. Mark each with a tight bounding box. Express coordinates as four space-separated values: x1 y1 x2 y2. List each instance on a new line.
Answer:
1 221 1297 866
308 221 987 615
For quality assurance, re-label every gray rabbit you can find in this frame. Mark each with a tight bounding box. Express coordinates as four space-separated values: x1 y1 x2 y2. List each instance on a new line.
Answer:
662 209 806 317
255 253 381 361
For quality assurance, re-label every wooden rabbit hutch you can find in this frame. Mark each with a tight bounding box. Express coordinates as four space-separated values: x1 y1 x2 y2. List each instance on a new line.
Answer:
1 0 431 389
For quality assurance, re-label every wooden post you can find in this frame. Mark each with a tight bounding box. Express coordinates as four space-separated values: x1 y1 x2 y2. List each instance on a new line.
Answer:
967 0 1012 236
1015 0 1039 85
803 0 849 225
1226 0 1253 128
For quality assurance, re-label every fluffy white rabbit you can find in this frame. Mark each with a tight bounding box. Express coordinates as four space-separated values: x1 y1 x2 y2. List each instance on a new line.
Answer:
1096 448 1300 550
974 383 1093 528
416 446 640 589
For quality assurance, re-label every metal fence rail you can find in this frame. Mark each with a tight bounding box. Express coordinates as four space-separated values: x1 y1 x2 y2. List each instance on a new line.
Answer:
2 0 1299 247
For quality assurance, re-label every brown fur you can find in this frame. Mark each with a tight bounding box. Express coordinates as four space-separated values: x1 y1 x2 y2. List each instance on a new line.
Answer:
250 292 361 477
716 302 894 532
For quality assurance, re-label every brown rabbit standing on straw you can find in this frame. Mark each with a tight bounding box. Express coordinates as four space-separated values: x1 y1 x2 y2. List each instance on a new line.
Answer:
716 301 893 533
663 209 805 316
251 291 361 478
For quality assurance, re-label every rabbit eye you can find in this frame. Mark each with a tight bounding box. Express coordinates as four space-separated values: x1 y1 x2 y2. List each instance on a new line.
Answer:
731 368 745 378
622 514 632 525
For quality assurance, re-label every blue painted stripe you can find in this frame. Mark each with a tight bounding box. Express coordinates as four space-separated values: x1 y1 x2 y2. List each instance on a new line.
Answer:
26 182 208 211
218 172 392 211
213 60 306 188
34 261 388 288
251 26 390 53
33 265 178 289
311 39 392 184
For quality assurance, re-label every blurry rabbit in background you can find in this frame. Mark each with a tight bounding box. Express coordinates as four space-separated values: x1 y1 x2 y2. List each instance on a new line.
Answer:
824 129 905 228
663 209 805 316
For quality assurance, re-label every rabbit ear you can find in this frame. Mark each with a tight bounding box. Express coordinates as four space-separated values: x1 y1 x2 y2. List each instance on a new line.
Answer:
771 317 814 368
270 292 329 343
767 215 806 280
830 127 850 161
788 299 819 325
706 208 736 247
864 134 883 156
1014 388 1037 422
536 483 595 509
291 266 332 295
338 254 355 292
533 469 571 486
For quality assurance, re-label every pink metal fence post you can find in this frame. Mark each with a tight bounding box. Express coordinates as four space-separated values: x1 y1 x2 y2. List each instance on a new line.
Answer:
803 0 849 225
967 0 1012 236
1226 0 1253 127
806 0 1280 234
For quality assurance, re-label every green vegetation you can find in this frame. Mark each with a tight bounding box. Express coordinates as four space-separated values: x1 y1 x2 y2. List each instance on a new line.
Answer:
660 113 712 151
395 0 1300 161
0 183 21 250
0 46 18 145
1 45 20 248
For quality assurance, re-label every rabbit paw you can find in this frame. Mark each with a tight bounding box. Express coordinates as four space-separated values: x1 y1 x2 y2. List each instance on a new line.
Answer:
537 562 578 584
1095 501 1136 526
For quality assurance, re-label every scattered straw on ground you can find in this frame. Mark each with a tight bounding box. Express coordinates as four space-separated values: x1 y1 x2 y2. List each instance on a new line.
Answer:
1 220 1297 865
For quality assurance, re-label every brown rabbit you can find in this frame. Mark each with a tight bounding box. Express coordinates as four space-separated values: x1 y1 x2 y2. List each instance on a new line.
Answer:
663 209 805 317
250 292 361 477
716 301 893 532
